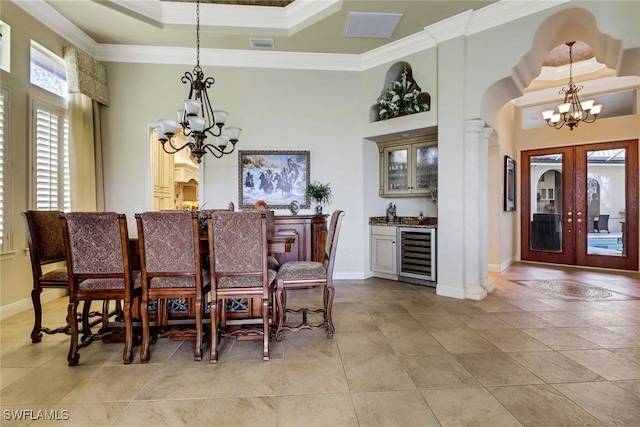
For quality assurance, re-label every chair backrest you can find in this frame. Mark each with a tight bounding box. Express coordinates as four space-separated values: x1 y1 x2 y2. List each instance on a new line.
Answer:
60 212 132 296
136 211 200 274
323 210 345 276
207 210 269 292
22 210 66 273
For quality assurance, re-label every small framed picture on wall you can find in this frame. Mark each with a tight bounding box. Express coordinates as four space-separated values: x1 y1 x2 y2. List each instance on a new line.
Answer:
504 155 516 212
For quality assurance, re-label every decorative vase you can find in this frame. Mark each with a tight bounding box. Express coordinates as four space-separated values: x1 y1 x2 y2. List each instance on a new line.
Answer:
315 206 323 215
289 200 300 215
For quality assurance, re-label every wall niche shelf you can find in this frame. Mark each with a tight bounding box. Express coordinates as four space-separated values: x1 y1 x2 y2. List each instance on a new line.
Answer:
370 61 431 123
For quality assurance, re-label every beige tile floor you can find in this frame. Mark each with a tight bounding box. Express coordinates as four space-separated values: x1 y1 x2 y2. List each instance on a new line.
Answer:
1 263 640 426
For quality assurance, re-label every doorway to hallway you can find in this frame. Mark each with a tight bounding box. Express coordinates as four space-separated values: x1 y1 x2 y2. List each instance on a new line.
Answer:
520 140 638 271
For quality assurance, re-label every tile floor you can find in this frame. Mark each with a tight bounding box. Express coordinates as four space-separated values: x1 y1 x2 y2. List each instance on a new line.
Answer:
1 263 640 426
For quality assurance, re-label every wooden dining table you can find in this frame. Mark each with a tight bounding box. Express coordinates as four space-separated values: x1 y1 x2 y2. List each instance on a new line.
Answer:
126 232 295 331
128 232 295 266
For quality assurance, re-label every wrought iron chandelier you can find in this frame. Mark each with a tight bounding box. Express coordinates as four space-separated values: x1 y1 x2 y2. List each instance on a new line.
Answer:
156 0 241 163
541 41 602 131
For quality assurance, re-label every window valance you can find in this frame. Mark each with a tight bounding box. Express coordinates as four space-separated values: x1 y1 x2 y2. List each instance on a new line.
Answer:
64 47 109 107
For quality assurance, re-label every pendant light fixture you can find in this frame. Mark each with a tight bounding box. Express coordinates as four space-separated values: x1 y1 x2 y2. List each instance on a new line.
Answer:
156 0 241 163
541 41 602 131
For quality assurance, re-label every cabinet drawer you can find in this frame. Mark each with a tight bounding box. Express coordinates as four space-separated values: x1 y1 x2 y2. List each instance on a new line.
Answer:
371 225 397 236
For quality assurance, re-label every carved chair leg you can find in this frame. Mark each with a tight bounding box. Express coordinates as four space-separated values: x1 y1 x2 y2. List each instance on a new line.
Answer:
122 298 134 364
81 301 92 342
140 297 151 363
194 297 202 361
30 287 43 343
210 301 219 363
275 281 286 342
262 298 270 361
325 284 335 339
67 301 80 366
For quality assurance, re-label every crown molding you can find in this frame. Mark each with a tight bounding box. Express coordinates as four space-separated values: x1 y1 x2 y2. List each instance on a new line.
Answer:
96 44 362 72
13 0 99 56
467 0 571 36
15 0 571 72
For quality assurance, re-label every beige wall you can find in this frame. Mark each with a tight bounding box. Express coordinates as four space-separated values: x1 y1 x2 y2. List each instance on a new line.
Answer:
0 2 71 311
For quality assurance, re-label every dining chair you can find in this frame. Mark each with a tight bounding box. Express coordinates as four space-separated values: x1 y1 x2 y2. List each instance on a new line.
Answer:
60 212 141 366
207 210 276 362
22 210 70 343
136 210 210 363
253 200 280 271
274 209 344 341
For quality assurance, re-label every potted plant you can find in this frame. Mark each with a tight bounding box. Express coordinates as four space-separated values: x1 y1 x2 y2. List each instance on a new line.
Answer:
306 181 332 214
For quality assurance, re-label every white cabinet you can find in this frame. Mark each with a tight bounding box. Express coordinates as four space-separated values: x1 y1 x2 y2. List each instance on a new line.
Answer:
370 226 397 276
377 135 437 197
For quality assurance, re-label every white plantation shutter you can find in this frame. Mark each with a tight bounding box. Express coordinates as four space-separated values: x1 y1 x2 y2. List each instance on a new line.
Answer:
33 101 70 211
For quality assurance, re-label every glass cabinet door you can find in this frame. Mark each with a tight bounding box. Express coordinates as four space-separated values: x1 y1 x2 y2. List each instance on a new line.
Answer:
386 147 409 191
415 144 437 192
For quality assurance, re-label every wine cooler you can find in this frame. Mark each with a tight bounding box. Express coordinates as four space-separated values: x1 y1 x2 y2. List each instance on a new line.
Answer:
396 227 436 285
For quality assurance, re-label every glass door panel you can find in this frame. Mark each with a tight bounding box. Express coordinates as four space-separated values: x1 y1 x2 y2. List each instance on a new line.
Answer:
521 147 574 265
585 148 625 257
415 145 438 191
386 147 408 191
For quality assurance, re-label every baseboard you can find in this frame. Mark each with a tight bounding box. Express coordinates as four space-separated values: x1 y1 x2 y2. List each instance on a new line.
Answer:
0 289 67 321
436 283 466 299
334 271 367 280
488 256 515 272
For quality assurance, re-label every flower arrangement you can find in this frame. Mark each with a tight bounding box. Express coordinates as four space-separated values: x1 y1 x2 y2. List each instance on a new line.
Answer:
377 67 429 121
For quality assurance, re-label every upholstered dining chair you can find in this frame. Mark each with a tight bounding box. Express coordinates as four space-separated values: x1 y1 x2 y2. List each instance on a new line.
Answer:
274 209 344 341
207 210 276 362
60 212 141 366
136 210 209 363
22 210 70 343
253 200 280 271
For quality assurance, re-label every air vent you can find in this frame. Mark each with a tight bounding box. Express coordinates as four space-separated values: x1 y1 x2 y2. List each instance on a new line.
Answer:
344 12 402 38
250 38 275 48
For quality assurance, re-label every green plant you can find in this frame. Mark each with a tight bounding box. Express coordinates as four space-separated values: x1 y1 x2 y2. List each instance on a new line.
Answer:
377 67 429 121
306 181 333 206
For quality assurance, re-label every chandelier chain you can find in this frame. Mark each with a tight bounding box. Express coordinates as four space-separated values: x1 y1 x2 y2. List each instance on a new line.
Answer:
196 0 201 67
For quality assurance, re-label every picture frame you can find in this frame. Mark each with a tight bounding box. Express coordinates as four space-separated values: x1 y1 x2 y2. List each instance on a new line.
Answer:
504 155 516 212
238 150 311 210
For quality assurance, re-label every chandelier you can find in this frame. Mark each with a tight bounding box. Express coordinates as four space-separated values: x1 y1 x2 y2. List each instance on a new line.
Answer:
156 0 241 163
541 41 602 131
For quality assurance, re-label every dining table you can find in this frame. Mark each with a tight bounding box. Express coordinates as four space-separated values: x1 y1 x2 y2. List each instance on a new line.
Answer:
125 231 296 335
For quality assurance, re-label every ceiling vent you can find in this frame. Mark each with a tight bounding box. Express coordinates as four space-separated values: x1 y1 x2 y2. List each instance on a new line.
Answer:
343 12 402 38
250 38 275 48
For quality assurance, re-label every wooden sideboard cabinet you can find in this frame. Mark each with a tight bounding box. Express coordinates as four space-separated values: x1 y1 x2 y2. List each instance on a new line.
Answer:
273 214 328 264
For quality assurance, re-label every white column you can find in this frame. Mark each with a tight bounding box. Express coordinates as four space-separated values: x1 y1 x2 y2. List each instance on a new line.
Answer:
463 120 487 301
479 126 496 293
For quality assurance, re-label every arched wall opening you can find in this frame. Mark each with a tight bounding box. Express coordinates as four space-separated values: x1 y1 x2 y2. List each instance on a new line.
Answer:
480 7 640 272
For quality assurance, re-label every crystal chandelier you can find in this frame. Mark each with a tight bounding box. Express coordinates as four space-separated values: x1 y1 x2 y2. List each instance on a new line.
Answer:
541 41 602 131
156 0 241 163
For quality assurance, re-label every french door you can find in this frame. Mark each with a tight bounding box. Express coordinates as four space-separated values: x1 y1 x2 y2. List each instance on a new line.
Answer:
521 140 638 271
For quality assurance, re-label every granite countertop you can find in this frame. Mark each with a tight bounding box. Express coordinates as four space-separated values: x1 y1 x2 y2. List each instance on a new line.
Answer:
369 216 437 228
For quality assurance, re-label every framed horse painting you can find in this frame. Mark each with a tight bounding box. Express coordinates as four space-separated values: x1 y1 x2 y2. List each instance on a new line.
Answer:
238 150 311 210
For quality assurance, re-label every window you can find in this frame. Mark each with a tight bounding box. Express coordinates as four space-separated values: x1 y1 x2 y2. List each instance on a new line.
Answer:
0 87 9 251
30 41 67 98
31 99 70 211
